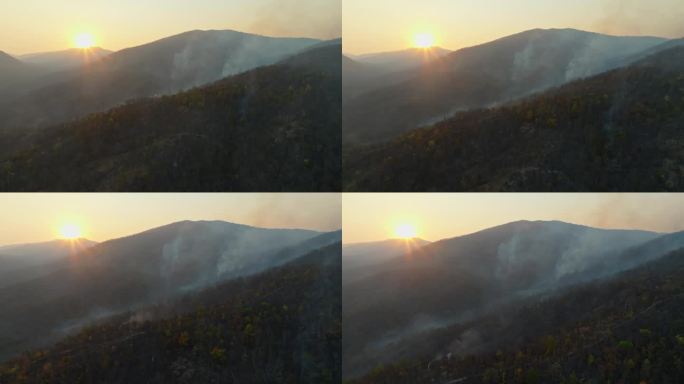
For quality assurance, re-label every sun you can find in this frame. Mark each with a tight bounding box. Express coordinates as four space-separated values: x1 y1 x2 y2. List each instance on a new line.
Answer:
59 223 82 240
413 33 435 49
394 223 418 239
73 33 96 49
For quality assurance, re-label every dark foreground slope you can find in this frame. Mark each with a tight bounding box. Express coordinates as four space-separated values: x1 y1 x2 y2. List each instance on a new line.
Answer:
344 47 684 192
350 247 684 384
0 43 341 192
0 243 341 384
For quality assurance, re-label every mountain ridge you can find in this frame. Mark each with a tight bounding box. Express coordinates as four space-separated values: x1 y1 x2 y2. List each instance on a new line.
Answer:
343 28 670 145
0 29 322 130
342 220 673 378
0 220 339 362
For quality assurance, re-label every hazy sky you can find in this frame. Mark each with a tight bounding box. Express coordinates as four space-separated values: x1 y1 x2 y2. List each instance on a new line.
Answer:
344 0 684 54
343 194 684 244
0 193 341 245
0 0 341 55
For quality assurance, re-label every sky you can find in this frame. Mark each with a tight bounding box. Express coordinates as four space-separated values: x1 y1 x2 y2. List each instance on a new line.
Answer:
344 0 684 54
343 194 684 244
0 0 341 55
0 193 341 245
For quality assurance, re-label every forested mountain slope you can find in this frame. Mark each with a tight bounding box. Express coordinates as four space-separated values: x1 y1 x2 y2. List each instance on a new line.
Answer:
349 247 684 384
0 43 341 191
342 221 665 377
0 221 334 362
0 243 342 384
344 46 684 192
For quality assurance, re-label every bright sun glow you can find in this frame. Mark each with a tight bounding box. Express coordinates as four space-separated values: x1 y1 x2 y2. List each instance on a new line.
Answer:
73 33 95 49
59 223 82 239
394 223 418 239
413 33 435 48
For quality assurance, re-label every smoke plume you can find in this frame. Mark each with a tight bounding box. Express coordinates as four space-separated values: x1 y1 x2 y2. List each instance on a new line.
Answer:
250 0 341 40
594 0 684 38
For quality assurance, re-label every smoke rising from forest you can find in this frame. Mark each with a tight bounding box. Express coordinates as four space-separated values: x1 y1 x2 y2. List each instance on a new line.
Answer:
595 0 684 38
251 0 341 39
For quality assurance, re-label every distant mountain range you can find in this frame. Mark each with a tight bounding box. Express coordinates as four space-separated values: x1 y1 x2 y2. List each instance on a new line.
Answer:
0 30 342 191
343 47 451 101
0 220 341 363
0 239 98 288
19 47 113 72
343 31 684 191
342 220 684 379
352 47 451 72
0 51 38 89
343 238 430 283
